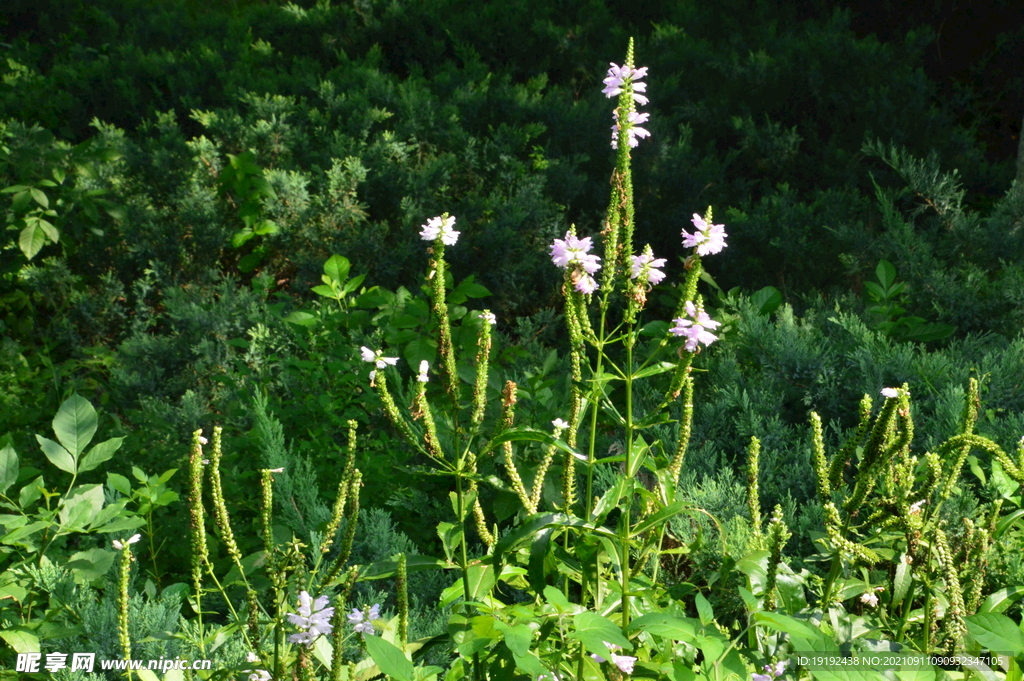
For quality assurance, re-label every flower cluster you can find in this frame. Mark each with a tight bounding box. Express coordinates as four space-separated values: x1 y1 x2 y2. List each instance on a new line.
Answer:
859 586 885 607
591 642 637 674
287 591 334 647
629 247 666 285
550 231 602 294
419 215 460 245
681 213 728 256
670 301 721 352
348 603 382 636
416 360 430 383
604 63 651 149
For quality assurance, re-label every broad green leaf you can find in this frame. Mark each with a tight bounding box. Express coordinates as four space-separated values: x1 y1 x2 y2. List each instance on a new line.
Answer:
283 311 318 327
876 260 897 290
311 284 338 298
754 611 834 652
78 437 123 473
364 630 414 681
58 484 105 529
52 394 97 459
966 613 1024 655
544 585 573 610
19 476 44 508
694 592 714 625
253 218 278 235
36 435 76 475
66 548 117 583
0 628 39 653
2 520 49 545
751 286 782 315
465 564 495 601
892 554 912 608
570 611 632 657
37 218 58 242
0 445 17 495
625 613 700 644
404 336 436 369
978 586 1024 614
494 621 532 657
527 527 554 594
107 472 132 496
19 223 46 259
93 515 146 534
631 501 694 537
323 254 351 283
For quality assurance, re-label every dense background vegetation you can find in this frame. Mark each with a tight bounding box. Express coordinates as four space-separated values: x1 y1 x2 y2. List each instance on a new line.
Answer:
1 0 1023 672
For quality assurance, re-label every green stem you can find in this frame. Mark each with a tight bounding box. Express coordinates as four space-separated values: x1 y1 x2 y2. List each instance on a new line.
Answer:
620 328 635 628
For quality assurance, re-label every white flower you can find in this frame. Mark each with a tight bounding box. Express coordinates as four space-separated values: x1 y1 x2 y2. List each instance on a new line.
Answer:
552 419 568 429
113 534 142 550
249 671 271 681
881 387 899 398
360 346 399 369
348 603 382 636
246 652 260 663
908 499 926 515
369 370 376 383
481 311 496 325
417 361 429 383
287 591 335 647
198 435 208 445
860 591 879 607
267 467 284 473
419 215 460 245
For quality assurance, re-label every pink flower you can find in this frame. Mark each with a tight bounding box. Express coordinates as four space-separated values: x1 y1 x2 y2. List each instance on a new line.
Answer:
602 63 649 105
629 248 667 285
681 214 728 256
670 301 721 352
611 110 651 150
574 273 598 294
550 232 601 274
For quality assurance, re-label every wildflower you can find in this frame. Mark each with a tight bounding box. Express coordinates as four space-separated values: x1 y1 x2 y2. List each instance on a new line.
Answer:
908 499 926 515
419 215 460 245
881 387 899 398
681 213 728 256
361 346 399 370
752 662 786 681
590 643 636 674
246 652 260 663
550 232 601 274
348 604 382 636
198 435 208 445
417 361 430 383
481 311 496 325
112 534 141 550
629 248 667 285
552 418 568 429
860 591 880 607
287 591 334 647
670 301 721 352
267 467 284 473
611 110 651 150
602 63 649 105
574 272 598 294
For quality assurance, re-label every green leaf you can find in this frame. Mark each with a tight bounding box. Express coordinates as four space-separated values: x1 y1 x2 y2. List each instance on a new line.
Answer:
58 484 105 530
527 527 554 594
36 435 76 475
631 501 694 538
78 437 123 474
694 592 714 625
404 337 437 369
323 254 351 283
978 586 1024 615
37 218 58 242
966 613 1024 656
66 548 117 583
19 476 44 508
0 445 17 495
355 555 452 581
253 218 278 235
631 361 678 380
283 311 318 327
231 228 255 248
751 286 782 315
876 260 897 290
52 394 97 460
570 611 632 657
0 628 39 653
892 554 912 608
625 613 700 644
312 284 338 298
12 189 31 211
364 630 415 681
19 223 46 259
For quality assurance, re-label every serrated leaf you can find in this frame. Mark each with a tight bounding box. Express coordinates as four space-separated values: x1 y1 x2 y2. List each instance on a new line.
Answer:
52 394 97 459
78 437 123 473
36 435 76 475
